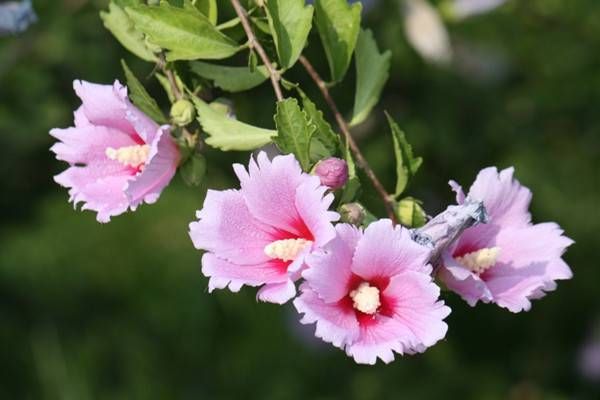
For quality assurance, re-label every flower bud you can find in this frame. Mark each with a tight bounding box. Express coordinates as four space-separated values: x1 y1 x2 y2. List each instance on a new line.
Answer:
339 203 366 226
314 157 348 190
170 99 196 126
396 197 427 228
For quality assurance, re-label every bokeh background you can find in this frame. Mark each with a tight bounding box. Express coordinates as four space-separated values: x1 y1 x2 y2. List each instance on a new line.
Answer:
1 0 599 398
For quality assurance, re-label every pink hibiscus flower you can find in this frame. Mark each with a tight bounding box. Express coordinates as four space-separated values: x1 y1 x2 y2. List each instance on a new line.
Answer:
188 152 339 304
50 80 180 223
438 167 574 312
294 220 451 365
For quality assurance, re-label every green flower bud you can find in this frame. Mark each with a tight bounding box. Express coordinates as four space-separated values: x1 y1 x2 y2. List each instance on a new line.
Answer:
170 99 196 126
396 197 427 228
339 203 366 226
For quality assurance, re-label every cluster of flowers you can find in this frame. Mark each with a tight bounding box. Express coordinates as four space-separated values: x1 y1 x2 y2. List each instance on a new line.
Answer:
50 81 573 364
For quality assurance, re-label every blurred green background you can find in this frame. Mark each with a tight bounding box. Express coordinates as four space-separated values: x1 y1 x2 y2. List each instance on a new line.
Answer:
1 0 599 398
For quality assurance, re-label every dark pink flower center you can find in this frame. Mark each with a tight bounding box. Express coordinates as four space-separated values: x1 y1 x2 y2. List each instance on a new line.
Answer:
339 275 394 327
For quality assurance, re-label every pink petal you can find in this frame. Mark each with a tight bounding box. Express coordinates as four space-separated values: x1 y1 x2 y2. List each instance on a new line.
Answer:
294 177 339 247
256 280 296 304
120 93 162 144
201 253 289 293
484 262 549 312
55 169 130 223
345 316 409 365
351 219 431 280
125 126 179 208
494 222 574 268
451 222 501 257
384 271 451 348
303 224 361 303
449 180 465 204
73 80 135 135
189 190 277 266
234 152 310 236
346 271 450 365
74 106 91 127
438 253 493 306
294 285 360 348
50 125 137 165
467 167 532 227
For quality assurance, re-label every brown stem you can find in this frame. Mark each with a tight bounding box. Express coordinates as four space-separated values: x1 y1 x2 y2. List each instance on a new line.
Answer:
299 56 397 223
158 53 182 100
158 54 198 149
230 0 284 102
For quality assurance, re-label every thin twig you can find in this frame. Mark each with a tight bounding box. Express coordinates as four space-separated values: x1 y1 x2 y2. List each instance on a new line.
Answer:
158 53 182 100
299 56 397 223
230 0 284 101
157 54 198 149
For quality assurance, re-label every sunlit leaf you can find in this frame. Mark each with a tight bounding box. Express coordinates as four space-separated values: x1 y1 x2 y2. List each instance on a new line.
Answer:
273 98 315 170
386 112 422 197
299 91 340 158
192 96 276 151
125 3 240 61
265 0 313 69
100 1 158 62
194 0 217 25
350 29 391 126
314 0 362 82
190 61 270 92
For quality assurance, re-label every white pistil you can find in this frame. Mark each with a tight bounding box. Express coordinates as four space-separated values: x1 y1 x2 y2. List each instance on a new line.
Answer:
105 144 150 169
264 238 313 262
456 247 501 274
350 282 381 315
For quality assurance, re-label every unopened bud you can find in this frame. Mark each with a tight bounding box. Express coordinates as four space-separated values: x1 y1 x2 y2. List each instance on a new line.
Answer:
339 203 366 225
314 157 348 190
170 99 195 126
396 197 427 228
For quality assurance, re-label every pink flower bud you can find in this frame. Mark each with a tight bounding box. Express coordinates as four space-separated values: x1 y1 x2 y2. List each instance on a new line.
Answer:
314 157 348 190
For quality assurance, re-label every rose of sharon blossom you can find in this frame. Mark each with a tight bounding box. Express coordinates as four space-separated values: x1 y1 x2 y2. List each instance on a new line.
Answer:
314 157 348 190
189 152 339 304
295 220 450 364
438 167 573 312
50 80 180 223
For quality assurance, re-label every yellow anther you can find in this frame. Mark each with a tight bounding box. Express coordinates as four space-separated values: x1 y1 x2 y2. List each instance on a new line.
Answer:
105 144 150 169
264 238 313 262
456 247 501 274
350 282 381 315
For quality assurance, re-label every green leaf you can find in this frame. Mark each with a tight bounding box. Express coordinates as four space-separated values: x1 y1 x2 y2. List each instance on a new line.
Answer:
350 29 391 126
385 112 423 197
314 0 362 82
180 153 207 187
193 0 217 25
338 139 360 203
121 60 167 124
265 0 313 69
273 98 316 170
192 96 276 151
189 61 269 92
339 176 361 204
299 91 340 157
100 1 158 62
125 3 240 61
396 197 427 228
